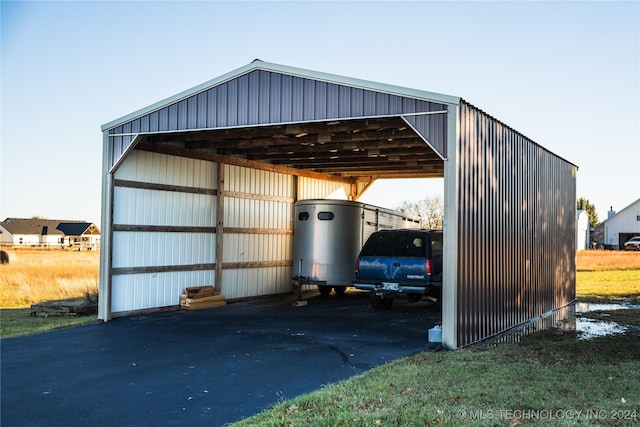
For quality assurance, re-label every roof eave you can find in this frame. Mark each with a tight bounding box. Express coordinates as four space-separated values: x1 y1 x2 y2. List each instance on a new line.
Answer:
603 198 640 223
101 61 260 132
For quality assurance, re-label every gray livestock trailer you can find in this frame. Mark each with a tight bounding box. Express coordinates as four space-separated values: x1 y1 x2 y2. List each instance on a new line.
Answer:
291 199 422 297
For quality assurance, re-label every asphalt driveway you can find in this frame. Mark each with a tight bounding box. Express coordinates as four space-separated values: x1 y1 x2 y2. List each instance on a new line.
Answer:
1 290 441 426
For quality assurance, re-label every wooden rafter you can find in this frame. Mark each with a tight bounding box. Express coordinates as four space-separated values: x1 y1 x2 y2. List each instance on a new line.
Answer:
141 116 444 182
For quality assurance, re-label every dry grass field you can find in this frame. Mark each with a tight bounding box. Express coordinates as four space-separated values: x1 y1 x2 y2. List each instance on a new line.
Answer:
0 248 99 308
576 249 640 271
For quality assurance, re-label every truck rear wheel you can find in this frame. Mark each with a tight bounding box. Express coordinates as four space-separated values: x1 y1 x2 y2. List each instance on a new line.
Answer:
407 294 423 303
371 295 393 310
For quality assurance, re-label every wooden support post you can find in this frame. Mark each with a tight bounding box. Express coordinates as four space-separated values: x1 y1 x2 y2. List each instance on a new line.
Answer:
215 162 225 293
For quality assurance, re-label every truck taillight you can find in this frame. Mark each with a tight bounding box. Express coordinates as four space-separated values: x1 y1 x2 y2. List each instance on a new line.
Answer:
355 257 360 277
425 259 432 276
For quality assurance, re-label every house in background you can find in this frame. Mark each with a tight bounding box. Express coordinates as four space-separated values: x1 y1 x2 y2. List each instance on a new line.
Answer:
0 218 100 249
591 199 640 249
576 210 590 251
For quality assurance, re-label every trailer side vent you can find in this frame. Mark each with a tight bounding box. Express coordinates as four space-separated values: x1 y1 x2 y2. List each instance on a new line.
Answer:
318 212 334 220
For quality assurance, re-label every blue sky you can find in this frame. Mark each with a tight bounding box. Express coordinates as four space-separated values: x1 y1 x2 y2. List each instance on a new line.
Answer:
1 1 638 224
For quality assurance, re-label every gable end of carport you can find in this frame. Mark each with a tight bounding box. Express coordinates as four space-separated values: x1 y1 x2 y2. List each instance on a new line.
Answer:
101 62 458 172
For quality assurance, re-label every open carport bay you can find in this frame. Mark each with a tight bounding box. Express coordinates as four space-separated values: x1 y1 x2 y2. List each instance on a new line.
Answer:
1 291 441 427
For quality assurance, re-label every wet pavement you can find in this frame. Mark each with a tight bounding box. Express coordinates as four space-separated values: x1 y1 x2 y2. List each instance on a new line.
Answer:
1 291 441 426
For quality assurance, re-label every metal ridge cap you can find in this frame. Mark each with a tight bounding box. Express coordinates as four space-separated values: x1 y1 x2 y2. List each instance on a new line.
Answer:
251 60 461 106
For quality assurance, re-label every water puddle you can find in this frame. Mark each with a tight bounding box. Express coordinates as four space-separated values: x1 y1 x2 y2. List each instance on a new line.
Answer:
575 318 627 340
480 301 637 345
575 302 637 313
574 302 638 340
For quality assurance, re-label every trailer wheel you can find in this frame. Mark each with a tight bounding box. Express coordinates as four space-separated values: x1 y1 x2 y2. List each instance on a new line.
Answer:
318 286 332 297
371 295 393 310
291 277 303 299
333 286 346 296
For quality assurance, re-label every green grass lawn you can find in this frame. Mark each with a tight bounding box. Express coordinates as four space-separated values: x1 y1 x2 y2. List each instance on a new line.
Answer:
576 270 640 303
0 308 98 339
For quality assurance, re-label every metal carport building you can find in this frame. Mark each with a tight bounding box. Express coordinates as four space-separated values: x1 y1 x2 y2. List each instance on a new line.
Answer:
99 60 577 349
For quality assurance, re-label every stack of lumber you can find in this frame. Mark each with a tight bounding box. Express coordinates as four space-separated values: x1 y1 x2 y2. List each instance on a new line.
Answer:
180 285 226 310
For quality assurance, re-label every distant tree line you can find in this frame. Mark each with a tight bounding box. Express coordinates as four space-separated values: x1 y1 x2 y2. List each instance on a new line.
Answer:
396 195 444 230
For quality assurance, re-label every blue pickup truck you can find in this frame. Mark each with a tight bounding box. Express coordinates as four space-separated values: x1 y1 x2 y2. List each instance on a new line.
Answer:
353 229 443 309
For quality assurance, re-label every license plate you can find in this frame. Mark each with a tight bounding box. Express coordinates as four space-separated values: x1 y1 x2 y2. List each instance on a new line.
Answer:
382 282 399 291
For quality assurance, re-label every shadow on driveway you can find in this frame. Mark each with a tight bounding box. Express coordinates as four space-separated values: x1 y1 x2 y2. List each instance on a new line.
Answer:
1 290 441 426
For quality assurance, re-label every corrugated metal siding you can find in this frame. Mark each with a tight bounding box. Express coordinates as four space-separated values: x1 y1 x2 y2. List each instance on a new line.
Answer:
403 113 448 159
112 270 215 313
222 234 292 299
113 151 216 226
106 70 449 170
112 231 215 269
111 151 217 314
455 100 576 347
221 165 294 299
108 135 137 170
297 177 351 200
